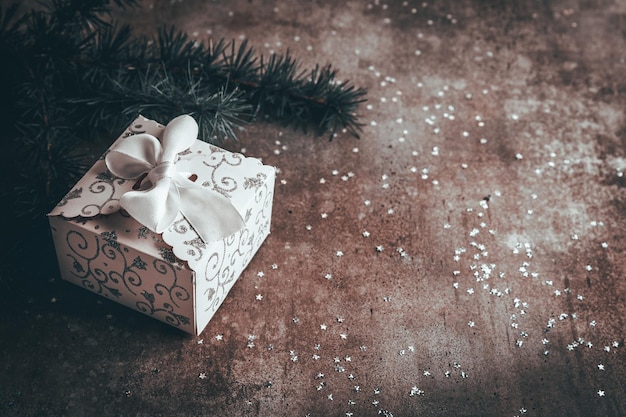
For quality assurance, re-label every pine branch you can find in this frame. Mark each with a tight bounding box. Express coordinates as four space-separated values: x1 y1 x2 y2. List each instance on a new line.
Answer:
1 0 367 208
0 0 367 297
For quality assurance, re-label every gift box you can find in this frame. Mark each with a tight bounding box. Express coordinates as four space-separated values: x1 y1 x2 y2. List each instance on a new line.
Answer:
48 115 275 335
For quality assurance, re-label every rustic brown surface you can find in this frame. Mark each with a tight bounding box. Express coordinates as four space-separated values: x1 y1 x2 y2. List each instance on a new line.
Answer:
2 0 626 416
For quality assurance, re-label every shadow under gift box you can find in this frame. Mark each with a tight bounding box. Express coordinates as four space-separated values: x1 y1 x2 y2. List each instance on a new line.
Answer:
48 116 276 335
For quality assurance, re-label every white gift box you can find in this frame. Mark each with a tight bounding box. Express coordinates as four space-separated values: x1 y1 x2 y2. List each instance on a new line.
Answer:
48 115 275 334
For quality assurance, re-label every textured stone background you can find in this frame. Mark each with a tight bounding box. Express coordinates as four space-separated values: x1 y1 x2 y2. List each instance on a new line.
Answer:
2 1 626 416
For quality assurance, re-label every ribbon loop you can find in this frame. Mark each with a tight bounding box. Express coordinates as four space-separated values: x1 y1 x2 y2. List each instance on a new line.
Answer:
105 115 245 243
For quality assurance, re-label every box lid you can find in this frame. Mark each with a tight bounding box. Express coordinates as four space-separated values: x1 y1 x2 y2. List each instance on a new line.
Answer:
49 115 275 271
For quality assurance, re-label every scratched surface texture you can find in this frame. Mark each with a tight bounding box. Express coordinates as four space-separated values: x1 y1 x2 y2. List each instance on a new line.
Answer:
2 1 626 416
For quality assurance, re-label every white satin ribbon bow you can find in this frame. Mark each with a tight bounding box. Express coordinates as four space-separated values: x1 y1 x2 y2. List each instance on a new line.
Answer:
105 115 245 243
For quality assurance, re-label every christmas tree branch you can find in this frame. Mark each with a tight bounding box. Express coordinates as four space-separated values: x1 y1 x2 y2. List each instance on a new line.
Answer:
0 0 367 294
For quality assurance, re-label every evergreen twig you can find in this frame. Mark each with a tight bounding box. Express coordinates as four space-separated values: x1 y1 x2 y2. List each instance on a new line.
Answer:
0 0 367 299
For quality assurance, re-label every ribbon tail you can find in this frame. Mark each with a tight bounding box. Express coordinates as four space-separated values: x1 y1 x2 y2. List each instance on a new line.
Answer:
120 179 180 234
177 185 245 243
